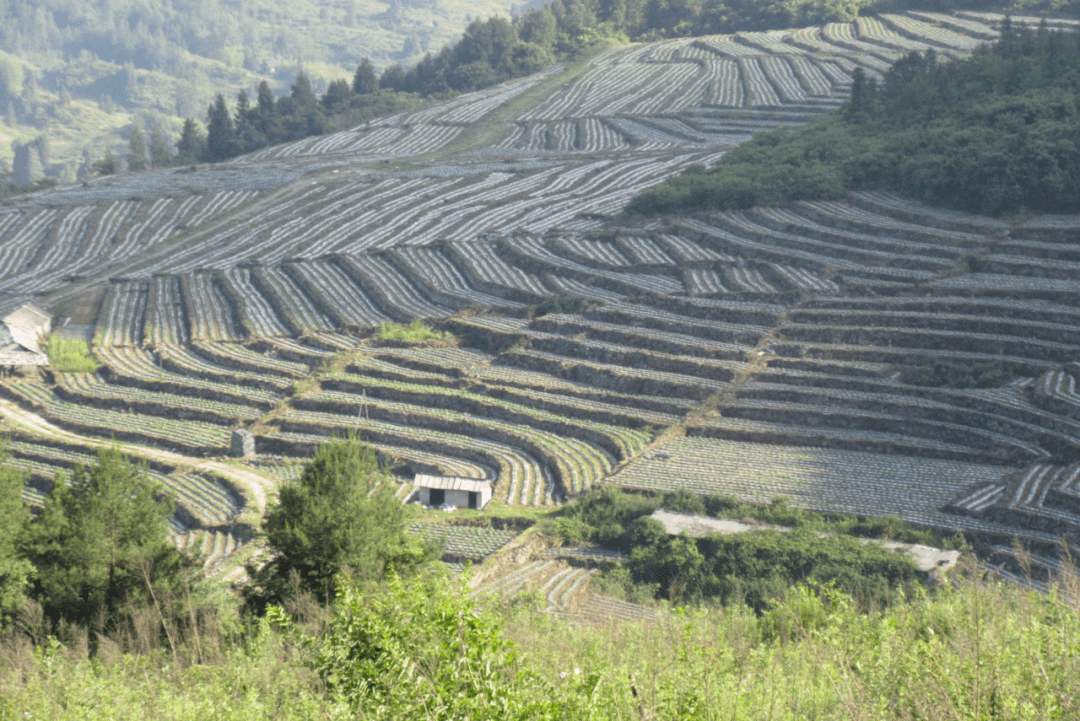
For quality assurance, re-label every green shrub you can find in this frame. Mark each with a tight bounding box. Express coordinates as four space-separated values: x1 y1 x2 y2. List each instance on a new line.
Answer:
45 335 100 372
373 319 452 343
535 295 588 317
900 353 1013 389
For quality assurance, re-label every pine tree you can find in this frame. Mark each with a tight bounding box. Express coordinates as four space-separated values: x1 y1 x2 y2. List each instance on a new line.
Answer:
149 123 172 167
176 118 205 164
353 58 378 95
91 147 117 175
234 89 251 151
245 436 437 607
289 71 317 109
205 93 236 161
20 448 183 625
128 124 149 171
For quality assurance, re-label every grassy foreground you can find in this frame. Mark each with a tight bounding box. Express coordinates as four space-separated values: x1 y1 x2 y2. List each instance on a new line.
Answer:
1 565 1078 720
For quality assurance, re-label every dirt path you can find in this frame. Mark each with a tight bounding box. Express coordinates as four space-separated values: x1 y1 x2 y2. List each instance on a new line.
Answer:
0 397 275 517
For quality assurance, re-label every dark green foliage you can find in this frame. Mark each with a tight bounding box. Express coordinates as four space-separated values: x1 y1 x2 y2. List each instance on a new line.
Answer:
247 436 438 608
557 488 933 608
0 444 31 626
900 352 1013 389
552 486 659 548
630 25 1080 218
352 58 379 95
148 123 171 167
175 118 204 164
127 124 148 171
205 94 236 161
535 295 589 317
310 573 522 717
19 447 183 626
90 146 117 175
629 527 921 609
663 488 706 515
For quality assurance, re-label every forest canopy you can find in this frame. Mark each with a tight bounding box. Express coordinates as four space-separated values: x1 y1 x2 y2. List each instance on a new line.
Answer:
626 19 1080 218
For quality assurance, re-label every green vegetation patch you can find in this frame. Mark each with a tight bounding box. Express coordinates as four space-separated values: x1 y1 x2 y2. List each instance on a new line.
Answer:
373 319 454 345
628 25 1080 218
900 352 1014 389
552 487 938 609
535 295 589 317
45 335 100 373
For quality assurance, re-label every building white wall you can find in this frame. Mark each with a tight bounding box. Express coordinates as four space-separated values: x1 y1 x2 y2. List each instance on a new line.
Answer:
418 486 491 509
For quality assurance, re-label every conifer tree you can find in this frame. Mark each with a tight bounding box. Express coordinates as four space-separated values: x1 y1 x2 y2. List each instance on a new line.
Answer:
246 436 437 607
176 118 205 163
128 124 149 171
205 93 236 161
91 146 117 175
149 123 172 167
20 448 183 625
353 58 378 95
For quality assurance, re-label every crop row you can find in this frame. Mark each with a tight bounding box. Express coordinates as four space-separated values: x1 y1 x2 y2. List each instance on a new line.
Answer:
119 153 717 275
714 383 1057 463
407 522 520 559
55 371 264 424
608 436 1041 539
6 383 230 453
0 192 257 297
96 346 281 405
316 373 654 454
158 345 294 390
267 412 553 505
101 224 811 344
293 388 632 498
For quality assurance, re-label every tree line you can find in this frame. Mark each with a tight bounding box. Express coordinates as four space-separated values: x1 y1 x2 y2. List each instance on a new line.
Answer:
0 436 437 635
627 18 1080 218
138 0 1032 168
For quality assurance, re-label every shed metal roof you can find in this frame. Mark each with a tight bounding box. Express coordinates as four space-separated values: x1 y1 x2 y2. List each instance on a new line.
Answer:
413 474 492 493
1 303 50 355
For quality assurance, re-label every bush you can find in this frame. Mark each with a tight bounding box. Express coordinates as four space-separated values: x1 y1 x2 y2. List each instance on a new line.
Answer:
535 295 588 317
373 319 453 344
45 335 100 372
900 353 1013 389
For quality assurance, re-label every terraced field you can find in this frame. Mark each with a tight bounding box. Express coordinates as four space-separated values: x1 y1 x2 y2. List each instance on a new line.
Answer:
1 11 1074 579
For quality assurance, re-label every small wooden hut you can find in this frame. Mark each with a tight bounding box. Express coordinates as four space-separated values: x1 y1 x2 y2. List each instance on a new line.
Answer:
0 303 51 369
411 474 493 510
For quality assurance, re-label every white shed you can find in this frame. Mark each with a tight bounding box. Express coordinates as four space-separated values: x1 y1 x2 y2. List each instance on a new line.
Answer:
412 474 493 510
0 303 50 367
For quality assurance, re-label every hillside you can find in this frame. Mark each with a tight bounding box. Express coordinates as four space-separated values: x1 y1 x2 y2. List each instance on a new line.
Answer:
0 0 520 173
1 10 1079 588
629 18 1080 217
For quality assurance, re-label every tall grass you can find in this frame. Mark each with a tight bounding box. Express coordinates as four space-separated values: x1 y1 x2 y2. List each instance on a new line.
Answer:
1 567 1079 720
44 335 100 372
